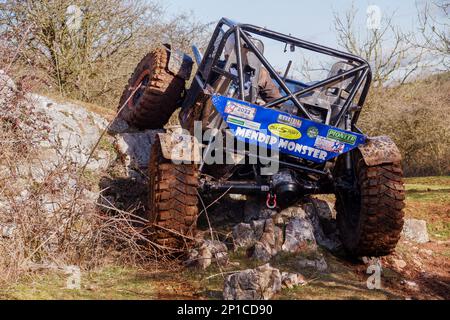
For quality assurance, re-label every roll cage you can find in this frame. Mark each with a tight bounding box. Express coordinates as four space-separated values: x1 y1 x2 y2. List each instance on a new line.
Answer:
192 18 373 130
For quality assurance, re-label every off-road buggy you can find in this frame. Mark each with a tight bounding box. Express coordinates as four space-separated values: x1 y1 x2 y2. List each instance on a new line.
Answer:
118 18 405 257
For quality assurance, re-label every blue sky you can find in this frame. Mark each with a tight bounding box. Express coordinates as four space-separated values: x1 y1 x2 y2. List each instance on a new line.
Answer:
165 0 420 47
164 0 426 79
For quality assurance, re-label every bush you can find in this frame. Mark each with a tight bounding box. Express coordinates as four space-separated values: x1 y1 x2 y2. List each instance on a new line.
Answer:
359 72 450 176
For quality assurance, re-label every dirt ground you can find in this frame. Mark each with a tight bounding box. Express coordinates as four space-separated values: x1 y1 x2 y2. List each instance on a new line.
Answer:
1 177 449 300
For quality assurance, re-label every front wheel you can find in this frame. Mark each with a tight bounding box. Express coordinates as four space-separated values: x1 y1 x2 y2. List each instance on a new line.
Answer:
118 45 186 130
147 135 199 253
334 150 405 257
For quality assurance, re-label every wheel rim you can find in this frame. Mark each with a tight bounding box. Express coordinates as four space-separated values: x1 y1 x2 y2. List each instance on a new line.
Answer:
128 70 150 109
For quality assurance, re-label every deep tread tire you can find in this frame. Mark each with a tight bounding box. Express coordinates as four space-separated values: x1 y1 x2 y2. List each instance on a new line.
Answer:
118 45 185 130
335 151 405 257
148 135 199 252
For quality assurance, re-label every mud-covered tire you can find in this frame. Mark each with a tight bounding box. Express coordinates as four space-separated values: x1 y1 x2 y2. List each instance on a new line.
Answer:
147 135 199 252
118 45 186 130
335 151 405 257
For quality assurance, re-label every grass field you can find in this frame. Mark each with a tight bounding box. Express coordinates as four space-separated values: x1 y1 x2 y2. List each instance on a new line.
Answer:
1 177 449 300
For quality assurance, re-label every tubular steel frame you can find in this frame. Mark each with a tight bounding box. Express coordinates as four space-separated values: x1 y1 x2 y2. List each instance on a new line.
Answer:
196 18 373 129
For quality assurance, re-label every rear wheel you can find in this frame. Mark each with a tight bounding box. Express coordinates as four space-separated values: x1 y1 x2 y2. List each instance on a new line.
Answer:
148 135 199 252
334 150 405 257
118 45 186 130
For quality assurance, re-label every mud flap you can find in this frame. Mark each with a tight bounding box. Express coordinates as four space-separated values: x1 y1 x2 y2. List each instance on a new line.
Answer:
165 44 193 80
157 129 201 164
358 136 402 167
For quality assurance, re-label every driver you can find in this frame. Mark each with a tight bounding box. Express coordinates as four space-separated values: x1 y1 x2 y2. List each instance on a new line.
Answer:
258 67 282 103
223 35 282 104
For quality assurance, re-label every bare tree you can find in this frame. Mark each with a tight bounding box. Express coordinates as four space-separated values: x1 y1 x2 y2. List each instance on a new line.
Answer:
0 0 211 107
416 0 450 69
333 4 422 86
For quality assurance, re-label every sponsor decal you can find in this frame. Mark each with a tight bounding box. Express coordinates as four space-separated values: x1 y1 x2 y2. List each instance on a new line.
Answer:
314 136 345 154
224 101 256 120
234 127 327 161
268 123 302 140
307 126 319 138
277 114 302 128
227 115 261 130
327 129 357 145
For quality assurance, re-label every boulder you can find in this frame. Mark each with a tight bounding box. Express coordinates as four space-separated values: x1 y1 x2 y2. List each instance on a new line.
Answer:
223 264 282 300
232 219 266 248
114 130 160 172
243 196 275 222
303 199 341 252
185 240 229 270
402 219 430 244
249 219 283 262
282 218 317 253
278 203 308 220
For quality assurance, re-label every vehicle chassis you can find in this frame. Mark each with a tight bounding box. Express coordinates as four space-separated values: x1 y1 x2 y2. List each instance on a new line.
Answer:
179 18 374 205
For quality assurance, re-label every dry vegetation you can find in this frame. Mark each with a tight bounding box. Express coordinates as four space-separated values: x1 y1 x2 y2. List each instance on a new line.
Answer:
0 1 212 285
0 0 211 107
360 72 450 176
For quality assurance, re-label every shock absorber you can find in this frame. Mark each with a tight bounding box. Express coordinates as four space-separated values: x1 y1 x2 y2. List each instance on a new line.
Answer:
345 113 352 172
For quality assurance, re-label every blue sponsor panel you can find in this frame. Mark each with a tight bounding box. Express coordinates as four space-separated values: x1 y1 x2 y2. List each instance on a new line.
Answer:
211 95 366 164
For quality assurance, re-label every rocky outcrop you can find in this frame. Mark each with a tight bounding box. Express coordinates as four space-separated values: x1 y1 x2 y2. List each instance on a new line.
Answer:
232 219 266 248
0 72 113 219
232 198 341 264
28 94 111 174
108 117 161 181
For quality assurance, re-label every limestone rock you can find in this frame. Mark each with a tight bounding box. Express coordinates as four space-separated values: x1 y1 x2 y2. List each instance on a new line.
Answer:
297 255 328 272
281 272 306 289
185 240 229 270
232 219 266 248
303 199 341 252
249 219 283 262
114 130 159 172
282 218 317 253
223 264 282 300
402 219 429 244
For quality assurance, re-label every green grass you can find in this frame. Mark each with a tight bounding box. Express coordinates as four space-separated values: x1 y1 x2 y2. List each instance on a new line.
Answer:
0 267 158 300
403 176 450 241
405 176 450 186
